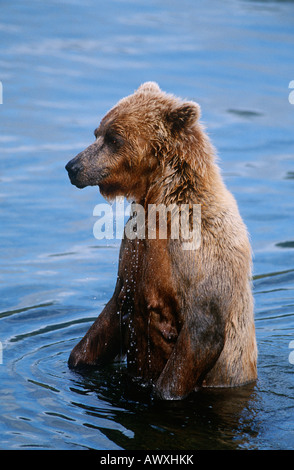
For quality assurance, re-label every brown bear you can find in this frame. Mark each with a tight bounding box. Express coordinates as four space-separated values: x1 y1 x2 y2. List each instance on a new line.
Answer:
65 82 257 400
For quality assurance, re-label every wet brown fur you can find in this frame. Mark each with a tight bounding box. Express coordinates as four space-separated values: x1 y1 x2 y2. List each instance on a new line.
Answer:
66 82 257 399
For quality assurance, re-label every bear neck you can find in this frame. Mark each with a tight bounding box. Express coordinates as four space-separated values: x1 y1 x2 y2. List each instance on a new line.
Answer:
143 129 223 209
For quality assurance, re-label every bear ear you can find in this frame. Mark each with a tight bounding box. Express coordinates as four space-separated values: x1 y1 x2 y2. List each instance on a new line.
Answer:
165 101 200 132
137 81 161 93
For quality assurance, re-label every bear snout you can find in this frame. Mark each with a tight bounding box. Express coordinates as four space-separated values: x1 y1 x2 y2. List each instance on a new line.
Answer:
65 158 86 188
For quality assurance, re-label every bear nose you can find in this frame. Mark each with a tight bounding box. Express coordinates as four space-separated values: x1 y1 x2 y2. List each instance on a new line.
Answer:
66 159 79 176
65 159 84 181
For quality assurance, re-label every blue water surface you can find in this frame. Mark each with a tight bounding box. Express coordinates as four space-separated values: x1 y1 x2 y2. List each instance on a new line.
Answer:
0 0 294 450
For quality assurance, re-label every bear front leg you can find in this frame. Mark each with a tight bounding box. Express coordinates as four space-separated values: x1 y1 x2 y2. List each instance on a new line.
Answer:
68 294 125 369
153 305 225 400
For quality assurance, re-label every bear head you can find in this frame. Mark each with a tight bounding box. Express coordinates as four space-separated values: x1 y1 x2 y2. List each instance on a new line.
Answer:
65 82 201 202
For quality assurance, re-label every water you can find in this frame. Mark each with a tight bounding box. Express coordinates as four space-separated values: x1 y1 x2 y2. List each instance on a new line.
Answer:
1 0 294 450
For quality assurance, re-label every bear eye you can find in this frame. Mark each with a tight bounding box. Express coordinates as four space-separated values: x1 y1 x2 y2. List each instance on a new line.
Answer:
105 131 122 148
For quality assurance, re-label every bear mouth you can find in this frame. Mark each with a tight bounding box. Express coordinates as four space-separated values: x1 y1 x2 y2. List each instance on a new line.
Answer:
70 178 87 189
66 170 87 189
66 164 110 190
